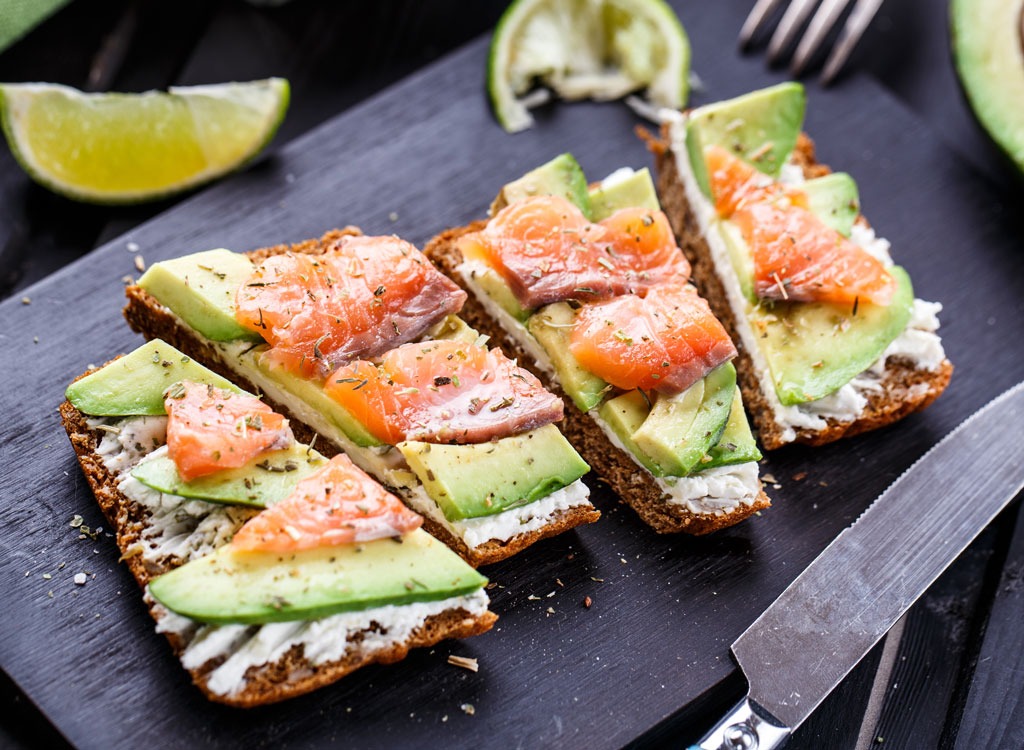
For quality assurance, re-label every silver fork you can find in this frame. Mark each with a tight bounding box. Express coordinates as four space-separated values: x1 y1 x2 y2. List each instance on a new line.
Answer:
739 0 886 84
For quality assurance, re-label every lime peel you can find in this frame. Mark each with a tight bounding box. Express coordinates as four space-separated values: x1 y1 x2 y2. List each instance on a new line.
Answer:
488 0 690 133
0 78 289 204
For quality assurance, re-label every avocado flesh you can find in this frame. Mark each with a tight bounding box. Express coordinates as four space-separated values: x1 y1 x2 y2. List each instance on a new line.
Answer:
952 0 1024 175
599 364 737 477
632 363 736 477
587 167 660 220
239 346 382 448
66 339 247 416
702 388 762 470
490 152 592 217
398 424 589 521
753 265 914 405
715 219 757 302
527 302 609 413
131 444 328 508
137 249 261 343
686 82 806 198
801 173 860 237
148 528 487 625
468 265 531 322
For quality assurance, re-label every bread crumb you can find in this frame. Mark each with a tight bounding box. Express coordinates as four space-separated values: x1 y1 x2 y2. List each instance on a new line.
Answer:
762 473 778 484
460 703 475 716
126 241 140 252
73 573 87 585
447 655 479 673
546 607 555 614
792 472 807 481
527 594 540 601
389 212 399 222
583 596 592 608
134 255 146 273
21 296 30 305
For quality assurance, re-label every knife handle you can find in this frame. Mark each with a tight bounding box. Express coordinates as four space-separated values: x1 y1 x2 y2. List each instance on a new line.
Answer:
689 696 790 750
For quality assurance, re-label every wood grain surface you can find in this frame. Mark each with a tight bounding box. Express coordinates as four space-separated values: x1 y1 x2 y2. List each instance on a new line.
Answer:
1 3 1023 749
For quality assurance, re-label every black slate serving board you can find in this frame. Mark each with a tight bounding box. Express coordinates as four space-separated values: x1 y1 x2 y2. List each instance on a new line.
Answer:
2 4 1023 748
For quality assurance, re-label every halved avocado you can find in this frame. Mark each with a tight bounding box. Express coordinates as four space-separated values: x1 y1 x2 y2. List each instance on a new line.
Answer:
951 0 1024 175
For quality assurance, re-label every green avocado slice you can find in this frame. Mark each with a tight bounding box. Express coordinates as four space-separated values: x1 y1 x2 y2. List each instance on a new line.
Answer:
587 167 660 220
148 528 487 625
490 152 591 217
527 302 609 413
137 249 261 343
131 444 328 508
801 172 860 237
66 339 247 416
398 424 589 521
701 388 762 469
686 82 806 198
754 265 915 405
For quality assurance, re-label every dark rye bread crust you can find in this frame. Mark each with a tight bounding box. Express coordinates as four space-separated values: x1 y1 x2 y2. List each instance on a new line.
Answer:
59 388 497 708
123 229 600 567
424 224 770 535
649 130 953 451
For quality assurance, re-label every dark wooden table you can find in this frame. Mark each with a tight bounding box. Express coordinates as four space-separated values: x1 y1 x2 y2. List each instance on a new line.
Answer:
1 2 1021 747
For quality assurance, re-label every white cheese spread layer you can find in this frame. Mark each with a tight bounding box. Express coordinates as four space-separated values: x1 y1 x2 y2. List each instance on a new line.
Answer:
151 589 490 697
91 415 491 698
665 113 947 443
134 316 594 551
458 262 762 515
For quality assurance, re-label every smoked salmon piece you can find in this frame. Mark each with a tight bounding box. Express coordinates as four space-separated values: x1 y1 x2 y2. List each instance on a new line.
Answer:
231 454 422 552
235 235 467 379
323 339 564 445
457 195 690 309
164 381 294 481
705 145 895 306
569 282 737 395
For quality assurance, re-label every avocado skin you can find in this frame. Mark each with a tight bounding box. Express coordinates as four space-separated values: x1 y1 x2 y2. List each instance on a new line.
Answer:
398 424 589 521
951 0 1024 177
132 444 327 508
587 167 660 221
66 339 246 416
490 152 592 217
138 249 261 343
148 528 487 625
754 266 915 405
702 388 762 470
686 82 806 197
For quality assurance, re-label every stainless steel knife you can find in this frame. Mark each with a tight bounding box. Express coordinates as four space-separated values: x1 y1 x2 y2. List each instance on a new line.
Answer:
692 381 1024 750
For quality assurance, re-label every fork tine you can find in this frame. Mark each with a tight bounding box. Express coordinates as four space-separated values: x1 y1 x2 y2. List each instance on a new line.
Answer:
820 0 886 83
766 0 822 64
790 0 855 75
739 0 788 48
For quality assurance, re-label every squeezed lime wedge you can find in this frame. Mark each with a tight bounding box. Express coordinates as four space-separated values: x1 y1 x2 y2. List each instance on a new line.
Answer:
488 0 690 133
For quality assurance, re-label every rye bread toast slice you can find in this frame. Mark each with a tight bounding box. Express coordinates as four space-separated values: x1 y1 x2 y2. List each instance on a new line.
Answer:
123 229 600 567
59 367 496 708
648 129 953 450
425 225 770 535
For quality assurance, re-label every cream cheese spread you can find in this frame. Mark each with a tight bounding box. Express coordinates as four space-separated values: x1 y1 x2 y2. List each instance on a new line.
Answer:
457 261 763 514
665 113 947 443
92 415 491 698
151 589 490 697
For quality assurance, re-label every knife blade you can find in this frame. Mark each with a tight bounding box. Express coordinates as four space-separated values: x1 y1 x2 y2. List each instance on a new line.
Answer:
692 381 1024 750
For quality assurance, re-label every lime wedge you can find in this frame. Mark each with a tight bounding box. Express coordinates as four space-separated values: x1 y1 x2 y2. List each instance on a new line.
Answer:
488 0 690 133
0 78 289 204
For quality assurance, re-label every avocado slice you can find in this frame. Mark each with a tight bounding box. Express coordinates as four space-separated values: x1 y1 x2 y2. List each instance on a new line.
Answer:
753 265 914 405
527 302 609 412
631 363 736 477
398 424 589 521
598 389 664 476
952 0 1024 175
131 444 328 508
714 218 756 302
240 346 383 448
137 249 261 343
466 264 531 323
148 528 487 625
686 82 806 198
66 339 246 417
801 172 860 237
701 388 762 470
587 167 661 221
490 152 592 217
